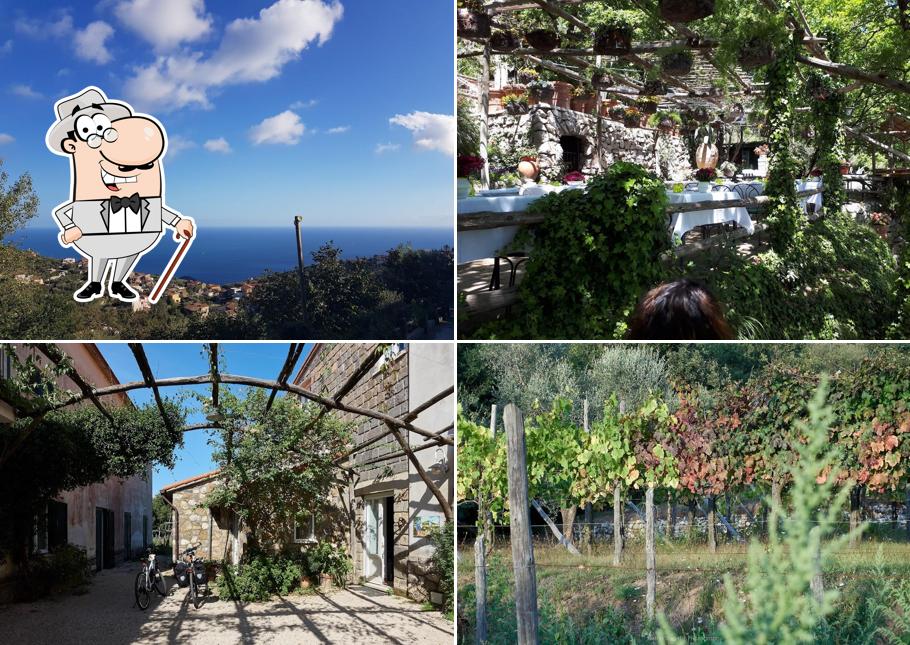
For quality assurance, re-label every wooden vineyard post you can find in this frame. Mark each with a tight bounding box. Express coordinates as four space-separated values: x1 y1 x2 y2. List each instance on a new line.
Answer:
707 495 717 553
475 533 488 643
810 526 824 605
613 483 623 566
583 398 592 554
504 403 539 645
645 486 656 621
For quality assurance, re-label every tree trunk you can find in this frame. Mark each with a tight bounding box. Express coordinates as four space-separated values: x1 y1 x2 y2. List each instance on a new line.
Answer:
849 485 862 547
687 500 696 541
561 506 577 547
771 476 782 511
707 496 717 553
475 534 488 643
584 502 592 555
906 485 910 542
666 500 674 539
645 486 656 621
613 482 623 566
810 526 824 606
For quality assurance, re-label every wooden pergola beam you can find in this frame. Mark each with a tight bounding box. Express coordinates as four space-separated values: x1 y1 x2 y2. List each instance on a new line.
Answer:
385 421 453 521
354 424 455 467
128 343 175 435
846 126 910 163
37 373 452 446
797 55 910 97
208 343 219 409
35 343 114 424
265 343 302 414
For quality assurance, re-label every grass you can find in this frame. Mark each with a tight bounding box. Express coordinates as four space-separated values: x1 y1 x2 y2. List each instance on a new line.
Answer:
457 539 910 643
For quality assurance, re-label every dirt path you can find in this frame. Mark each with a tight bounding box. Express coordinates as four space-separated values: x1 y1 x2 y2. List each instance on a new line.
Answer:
0 563 453 644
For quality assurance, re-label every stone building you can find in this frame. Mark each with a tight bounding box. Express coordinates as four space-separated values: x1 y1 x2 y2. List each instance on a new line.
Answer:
158 470 239 564
0 344 153 597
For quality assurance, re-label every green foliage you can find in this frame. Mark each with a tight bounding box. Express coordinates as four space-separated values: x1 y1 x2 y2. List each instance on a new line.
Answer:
17 545 92 601
0 158 40 242
301 542 352 587
806 71 846 214
457 412 508 521
152 495 171 529
458 97 481 157
503 163 671 338
217 554 303 602
427 520 454 616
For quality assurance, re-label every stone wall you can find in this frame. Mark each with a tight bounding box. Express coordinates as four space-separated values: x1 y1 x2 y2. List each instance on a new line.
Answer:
489 105 690 182
172 479 231 562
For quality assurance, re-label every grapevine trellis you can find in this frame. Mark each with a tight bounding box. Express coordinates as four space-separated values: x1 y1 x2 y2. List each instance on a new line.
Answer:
0 343 455 523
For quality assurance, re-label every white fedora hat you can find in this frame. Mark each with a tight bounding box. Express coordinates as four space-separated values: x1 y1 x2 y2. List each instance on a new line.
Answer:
46 86 133 155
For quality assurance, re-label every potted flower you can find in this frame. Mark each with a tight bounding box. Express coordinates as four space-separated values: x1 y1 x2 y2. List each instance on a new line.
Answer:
694 167 717 191
457 155 485 198
659 0 715 22
809 167 823 178
870 211 891 240
753 143 770 157
457 1 491 39
661 50 694 76
490 29 520 52
594 16 633 55
518 67 539 85
563 170 586 185
590 66 613 88
553 81 574 109
527 78 555 104
719 161 737 178
502 93 529 115
609 105 626 121
623 106 642 127
636 96 660 115
571 84 596 114
839 160 850 175
648 111 681 133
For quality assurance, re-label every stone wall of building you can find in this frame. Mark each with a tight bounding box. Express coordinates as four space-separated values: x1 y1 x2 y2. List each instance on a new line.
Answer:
489 105 690 182
171 480 231 562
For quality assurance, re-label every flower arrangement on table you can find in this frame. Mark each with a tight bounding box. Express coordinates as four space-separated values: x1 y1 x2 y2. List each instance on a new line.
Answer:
563 171 586 184
719 161 737 178
457 155 485 178
694 168 717 182
753 143 770 156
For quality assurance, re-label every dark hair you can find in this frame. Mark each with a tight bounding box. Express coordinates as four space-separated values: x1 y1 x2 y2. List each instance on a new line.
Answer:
626 279 734 340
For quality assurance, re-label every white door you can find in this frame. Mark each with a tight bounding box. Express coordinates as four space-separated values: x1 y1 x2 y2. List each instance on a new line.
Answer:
364 498 384 582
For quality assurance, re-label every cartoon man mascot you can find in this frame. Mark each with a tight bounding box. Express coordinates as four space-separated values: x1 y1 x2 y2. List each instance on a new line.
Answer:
46 86 195 303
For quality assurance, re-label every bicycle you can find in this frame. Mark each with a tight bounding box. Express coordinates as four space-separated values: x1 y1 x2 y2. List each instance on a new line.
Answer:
134 547 166 610
174 545 208 609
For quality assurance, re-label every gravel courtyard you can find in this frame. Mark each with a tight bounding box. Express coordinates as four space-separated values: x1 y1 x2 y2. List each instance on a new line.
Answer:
0 563 453 644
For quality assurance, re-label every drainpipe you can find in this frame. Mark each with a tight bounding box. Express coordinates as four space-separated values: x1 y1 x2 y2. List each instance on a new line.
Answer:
161 494 178 563
208 509 213 561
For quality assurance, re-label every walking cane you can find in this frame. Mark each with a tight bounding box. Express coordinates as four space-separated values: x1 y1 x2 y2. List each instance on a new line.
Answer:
149 232 194 304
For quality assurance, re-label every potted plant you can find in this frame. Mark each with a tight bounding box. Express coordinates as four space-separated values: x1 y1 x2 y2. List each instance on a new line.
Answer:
609 105 626 121
457 1 491 39
553 81 574 108
659 0 715 22
563 170 586 185
502 93 529 115
707 79 726 97
642 78 667 96
738 37 775 70
490 29 520 52
839 160 850 175
518 154 540 182
636 96 660 114
527 78 555 103
518 67 539 85
648 111 681 133
661 50 694 76
594 17 633 55
695 167 717 191
719 160 737 178
623 106 642 127
590 66 613 88
870 211 891 240
571 84 596 113
695 124 719 169
457 155 484 198
525 28 560 50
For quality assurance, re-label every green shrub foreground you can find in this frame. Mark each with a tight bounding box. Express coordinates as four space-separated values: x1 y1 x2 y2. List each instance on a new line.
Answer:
14 545 92 602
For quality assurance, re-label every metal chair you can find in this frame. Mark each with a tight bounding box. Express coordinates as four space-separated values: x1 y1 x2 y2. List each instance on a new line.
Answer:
710 184 729 192
732 182 760 200
488 252 529 291
685 182 700 191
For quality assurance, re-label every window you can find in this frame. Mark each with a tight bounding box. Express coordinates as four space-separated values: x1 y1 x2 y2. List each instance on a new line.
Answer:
294 512 316 544
372 343 406 375
47 500 67 551
560 135 586 173
0 348 12 380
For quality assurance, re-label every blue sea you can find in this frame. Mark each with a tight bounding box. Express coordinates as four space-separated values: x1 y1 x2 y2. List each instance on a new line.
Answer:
10 227 452 284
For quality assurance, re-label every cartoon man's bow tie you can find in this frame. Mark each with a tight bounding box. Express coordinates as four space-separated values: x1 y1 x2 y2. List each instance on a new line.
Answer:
110 193 141 214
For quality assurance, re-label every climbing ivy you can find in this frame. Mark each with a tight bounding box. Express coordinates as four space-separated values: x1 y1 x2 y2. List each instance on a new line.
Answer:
806 71 846 214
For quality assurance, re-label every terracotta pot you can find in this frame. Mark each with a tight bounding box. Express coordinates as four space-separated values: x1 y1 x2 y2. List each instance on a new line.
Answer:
659 0 715 22
840 164 850 175
591 72 613 88
518 157 540 181
457 9 491 39
571 95 595 113
594 26 632 55
525 29 559 51
553 82 573 109
489 89 506 112
695 143 719 169
490 30 519 52
531 86 555 103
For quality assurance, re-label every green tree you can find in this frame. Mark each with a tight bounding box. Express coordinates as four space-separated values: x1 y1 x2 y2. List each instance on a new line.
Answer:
0 158 39 241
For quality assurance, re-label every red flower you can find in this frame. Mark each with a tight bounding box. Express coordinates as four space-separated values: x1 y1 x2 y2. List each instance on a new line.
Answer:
457 155 485 178
694 168 716 182
563 171 586 183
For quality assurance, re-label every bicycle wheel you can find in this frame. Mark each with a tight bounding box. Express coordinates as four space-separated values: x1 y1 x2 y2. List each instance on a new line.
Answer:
190 578 201 609
153 569 166 597
135 572 150 610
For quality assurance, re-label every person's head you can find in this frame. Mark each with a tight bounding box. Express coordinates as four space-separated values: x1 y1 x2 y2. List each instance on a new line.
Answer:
626 279 733 340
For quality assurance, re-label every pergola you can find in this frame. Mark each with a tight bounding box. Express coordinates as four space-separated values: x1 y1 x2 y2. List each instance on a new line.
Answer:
0 343 455 521
459 0 910 188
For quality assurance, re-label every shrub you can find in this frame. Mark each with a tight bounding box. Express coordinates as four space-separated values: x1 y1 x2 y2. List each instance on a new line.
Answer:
217 554 303 602
302 542 352 588
427 520 454 616
18 545 91 601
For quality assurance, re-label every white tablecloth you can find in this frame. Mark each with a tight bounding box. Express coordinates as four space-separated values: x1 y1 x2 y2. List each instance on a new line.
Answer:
668 190 755 238
796 180 823 214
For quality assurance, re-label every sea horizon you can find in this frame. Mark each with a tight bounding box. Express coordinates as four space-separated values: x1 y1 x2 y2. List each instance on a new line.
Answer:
10 226 453 285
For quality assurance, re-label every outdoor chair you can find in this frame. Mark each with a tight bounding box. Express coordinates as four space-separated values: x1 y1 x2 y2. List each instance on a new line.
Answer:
732 183 760 200
488 252 529 291
710 184 728 192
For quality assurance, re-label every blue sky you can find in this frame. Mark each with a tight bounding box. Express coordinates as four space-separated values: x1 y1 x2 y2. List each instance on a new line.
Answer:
98 342 313 493
0 1 454 230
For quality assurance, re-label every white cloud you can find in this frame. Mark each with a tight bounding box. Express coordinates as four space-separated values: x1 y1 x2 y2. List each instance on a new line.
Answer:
124 0 344 111
0 40 12 55
114 0 212 52
389 111 454 155
249 110 305 145
326 125 349 134
290 98 318 109
0 133 14 145
165 135 196 158
73 20 115 64
10 84 43 99
15 14 73 38
203 137 232 153
374 142 400 154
